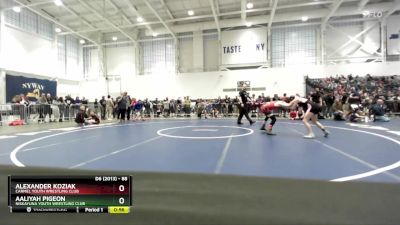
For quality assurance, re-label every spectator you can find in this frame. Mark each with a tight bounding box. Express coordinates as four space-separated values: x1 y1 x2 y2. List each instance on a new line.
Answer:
75 105 87 125
19 94 29 106
86 111 100 125
46 93 53 122
133 99 145 121
170 99 177 118
289 109 297 120
332 99 345 121
93 98 99 116
323 92 335 119
154 98 161 117
99 96 106 120
349 105 363 122
106 95 114 120
227 97 233 117
57 97 66 122
163 98 170 117
130 98 137 120
37 93 48 123
65 95 74 105
280 93 288 117
176 97 182 116
371 99 390 122
81 97 88 105
143 98 153 118
126 95 132 120
184 96 191 117
75 96 81 104
116 92 128 121
297 107 305 120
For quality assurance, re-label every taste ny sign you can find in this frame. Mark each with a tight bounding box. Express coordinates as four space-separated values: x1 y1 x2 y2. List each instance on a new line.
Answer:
221 27 267 65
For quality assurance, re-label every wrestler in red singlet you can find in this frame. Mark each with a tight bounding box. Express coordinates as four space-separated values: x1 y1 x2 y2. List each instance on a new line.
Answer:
261 101 275 114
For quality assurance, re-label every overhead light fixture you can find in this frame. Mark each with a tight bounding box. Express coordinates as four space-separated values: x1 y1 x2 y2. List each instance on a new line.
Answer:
301 16 309 22
136 17 143 22
188 10 194 16
80 39 86 44
55 27 62 33
12 6 21 13
152 33 158 37
246 2 254 9
246 22 252 27
54 0 63 6
112 36 118 41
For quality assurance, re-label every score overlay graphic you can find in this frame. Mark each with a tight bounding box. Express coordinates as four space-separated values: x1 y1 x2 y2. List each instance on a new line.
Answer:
8 176 132 213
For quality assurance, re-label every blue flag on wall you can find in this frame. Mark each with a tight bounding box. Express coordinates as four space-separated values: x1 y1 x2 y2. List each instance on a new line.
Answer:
6 75 57 102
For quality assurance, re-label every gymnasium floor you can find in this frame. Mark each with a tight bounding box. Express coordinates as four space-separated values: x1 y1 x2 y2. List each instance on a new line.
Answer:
1 118 400 183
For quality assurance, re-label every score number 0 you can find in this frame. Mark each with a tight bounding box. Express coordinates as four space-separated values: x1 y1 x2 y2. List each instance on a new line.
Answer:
118 184 125 205
118 176 128 205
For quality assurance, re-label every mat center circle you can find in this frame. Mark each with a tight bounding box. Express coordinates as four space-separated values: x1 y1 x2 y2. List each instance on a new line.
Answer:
157 126 254 139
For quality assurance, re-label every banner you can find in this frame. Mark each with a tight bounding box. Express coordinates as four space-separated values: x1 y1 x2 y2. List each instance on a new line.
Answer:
387 15 400 55
6 75 57 102
221 27 267 65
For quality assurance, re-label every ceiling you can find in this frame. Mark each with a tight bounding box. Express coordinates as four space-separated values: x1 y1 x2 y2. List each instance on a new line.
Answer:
4 0 400 45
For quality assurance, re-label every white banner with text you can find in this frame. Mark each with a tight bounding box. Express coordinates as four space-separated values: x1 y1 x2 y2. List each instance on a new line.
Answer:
221 27 267 65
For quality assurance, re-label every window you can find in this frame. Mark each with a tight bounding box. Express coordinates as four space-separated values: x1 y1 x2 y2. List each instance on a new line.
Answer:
20 8 37 33
203 33 219 71
4 10 19 27
140 39 176 75
57 36 66 75
4 0 54 40
58 35 81 77
38 16 54 39
272 26 317 67
178 36 193 73
66 35 80 76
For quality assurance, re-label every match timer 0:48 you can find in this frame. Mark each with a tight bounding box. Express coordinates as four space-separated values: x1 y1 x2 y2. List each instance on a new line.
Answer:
8 175 132 214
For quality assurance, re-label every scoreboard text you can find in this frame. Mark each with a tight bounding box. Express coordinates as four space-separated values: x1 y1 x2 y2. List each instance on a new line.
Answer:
8 175 132 214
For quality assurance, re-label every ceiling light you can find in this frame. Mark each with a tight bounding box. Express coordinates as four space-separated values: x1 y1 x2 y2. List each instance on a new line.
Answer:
246 2 254 9
188 10 194 16
136 17 143 22
80 39 86 44
112 36 118 41
152 33 158 37
12 6 21 13
54 0 63 6
55 27 62 33
246 22 252 27
301 16 309 22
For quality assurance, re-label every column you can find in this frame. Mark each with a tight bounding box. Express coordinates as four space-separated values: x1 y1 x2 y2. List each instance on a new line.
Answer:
320 25 326 65
0 10 6 103
380 20 387 62
267 28 272 67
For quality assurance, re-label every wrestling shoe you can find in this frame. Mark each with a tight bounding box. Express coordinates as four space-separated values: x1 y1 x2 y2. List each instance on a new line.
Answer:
266 129 276 135
303 133 315 139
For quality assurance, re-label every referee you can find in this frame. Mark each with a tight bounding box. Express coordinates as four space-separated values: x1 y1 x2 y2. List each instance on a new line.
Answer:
237 86 255 125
